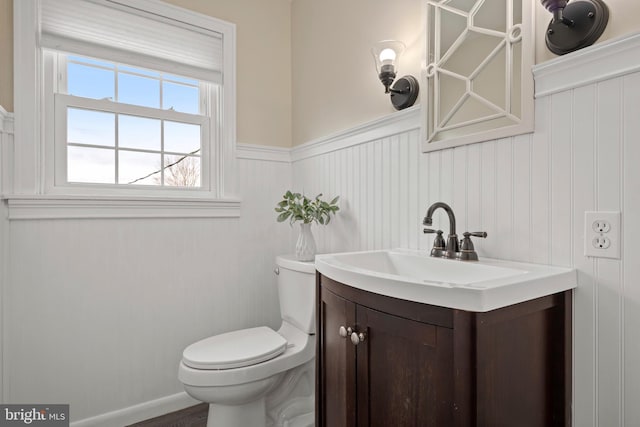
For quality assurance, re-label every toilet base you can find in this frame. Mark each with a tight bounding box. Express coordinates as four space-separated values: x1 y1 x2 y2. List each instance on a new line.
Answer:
207 398 266 427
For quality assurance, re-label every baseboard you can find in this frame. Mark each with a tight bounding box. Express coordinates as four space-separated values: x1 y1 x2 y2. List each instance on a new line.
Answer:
70 392 198 427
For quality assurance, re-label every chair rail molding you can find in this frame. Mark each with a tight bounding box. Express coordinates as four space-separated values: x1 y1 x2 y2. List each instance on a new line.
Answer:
236 143 291 163
291 105 420 162
533 31 640 97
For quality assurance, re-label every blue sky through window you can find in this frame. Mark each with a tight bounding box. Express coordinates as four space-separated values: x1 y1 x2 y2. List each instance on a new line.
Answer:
65 55 202 187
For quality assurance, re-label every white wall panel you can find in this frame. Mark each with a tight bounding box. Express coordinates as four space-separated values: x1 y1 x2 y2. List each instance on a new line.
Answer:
622 72 640 427
512 134 532 262
595 77 624 427
530 95 552 266
571 83 598 427
292 67 640 426
550 91 574 267
2 154 292 423
0 108 12 404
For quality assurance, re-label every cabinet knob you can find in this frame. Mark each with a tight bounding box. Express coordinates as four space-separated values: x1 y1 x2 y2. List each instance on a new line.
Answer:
351 331 366 345
339 326 353 338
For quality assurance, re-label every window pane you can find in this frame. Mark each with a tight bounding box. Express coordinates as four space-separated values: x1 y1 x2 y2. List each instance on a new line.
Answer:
119 115 161 151
68 146 115 184
68 108 115 147
163 81 199 114
119 151 161 185
164 155 200 187
68 63 114 100
164 121 201 153
118 73 160 108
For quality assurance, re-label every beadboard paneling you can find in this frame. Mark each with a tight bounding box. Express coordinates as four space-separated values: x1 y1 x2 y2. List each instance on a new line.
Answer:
292 70 640 426
622 72 640 426
1 153 292 424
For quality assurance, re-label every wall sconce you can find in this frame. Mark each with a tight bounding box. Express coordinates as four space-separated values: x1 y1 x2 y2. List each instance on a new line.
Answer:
372 40 419 110
541 0 609 55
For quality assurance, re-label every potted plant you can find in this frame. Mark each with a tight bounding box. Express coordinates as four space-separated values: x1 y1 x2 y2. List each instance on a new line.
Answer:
275 191 340 261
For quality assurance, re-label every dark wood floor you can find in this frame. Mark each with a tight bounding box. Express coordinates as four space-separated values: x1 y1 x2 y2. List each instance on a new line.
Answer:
126 403 208 427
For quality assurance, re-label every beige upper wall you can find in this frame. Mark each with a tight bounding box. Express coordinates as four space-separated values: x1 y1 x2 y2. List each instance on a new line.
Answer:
3 0 640 147
292 0 424 146
165 0 291 147
292 0 640 145
0 0 292 148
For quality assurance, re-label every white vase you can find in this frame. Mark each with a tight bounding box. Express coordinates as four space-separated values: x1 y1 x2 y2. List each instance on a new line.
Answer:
295 223 317 262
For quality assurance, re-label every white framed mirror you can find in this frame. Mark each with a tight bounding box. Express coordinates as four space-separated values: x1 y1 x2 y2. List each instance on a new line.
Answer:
421 0 534 152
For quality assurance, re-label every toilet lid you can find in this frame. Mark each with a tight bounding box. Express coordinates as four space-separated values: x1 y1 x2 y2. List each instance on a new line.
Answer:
182 326 287 370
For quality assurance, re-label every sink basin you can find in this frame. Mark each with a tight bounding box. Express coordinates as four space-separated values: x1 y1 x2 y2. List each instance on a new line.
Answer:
315 249 576 312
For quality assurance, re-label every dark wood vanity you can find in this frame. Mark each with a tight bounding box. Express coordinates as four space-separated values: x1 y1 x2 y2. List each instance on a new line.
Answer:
315 273 572 427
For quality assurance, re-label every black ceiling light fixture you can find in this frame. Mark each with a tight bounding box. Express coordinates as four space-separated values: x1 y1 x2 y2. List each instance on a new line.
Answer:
372 40 419 111
542 0 609 55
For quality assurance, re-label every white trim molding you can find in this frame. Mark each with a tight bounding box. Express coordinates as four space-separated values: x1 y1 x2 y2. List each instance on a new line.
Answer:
291 105 420 162
236 143 291 163
5 195 241 220
0 107 13 133
533 31 640 97
70 392 197 427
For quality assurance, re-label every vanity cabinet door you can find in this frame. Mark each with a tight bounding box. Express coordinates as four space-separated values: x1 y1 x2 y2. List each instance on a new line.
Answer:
355 306 454 427
318 287 357 427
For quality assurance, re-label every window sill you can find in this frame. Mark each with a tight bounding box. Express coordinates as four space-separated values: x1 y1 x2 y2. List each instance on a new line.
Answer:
2 194 241 220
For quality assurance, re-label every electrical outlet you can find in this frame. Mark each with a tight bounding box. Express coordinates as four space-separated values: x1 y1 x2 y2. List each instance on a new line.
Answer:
592 236 611 249
584 211 620 259
592 220 611 233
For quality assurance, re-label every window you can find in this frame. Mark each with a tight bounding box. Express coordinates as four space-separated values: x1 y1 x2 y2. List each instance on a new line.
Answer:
56 55 208 188
11 0 239 217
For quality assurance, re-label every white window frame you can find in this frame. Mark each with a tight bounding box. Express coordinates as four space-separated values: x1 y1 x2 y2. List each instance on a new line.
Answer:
48 53 212 195
10 0 240 219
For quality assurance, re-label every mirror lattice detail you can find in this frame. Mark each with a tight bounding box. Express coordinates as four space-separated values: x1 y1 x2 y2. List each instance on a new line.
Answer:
423 0 534 150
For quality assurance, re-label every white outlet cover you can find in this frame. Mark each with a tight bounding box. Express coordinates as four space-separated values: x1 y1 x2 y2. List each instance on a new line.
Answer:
584 211 621 259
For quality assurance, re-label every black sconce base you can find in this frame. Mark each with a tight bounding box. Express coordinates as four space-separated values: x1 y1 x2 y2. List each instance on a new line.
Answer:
545 0 609 55
390 75 419 110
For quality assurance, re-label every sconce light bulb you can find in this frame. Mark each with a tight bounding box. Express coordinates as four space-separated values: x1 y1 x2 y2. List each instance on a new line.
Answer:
379 48 397 65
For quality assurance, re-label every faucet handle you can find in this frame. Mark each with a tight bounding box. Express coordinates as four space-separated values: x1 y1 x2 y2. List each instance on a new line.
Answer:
466 231 487 238
457 231 487 261
424 229 446 257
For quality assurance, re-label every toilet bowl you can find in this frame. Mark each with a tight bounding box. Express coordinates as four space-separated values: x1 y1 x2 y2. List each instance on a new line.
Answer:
178 255 316 427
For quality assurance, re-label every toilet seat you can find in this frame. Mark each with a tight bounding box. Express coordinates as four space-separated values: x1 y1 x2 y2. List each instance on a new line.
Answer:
182 326 287 370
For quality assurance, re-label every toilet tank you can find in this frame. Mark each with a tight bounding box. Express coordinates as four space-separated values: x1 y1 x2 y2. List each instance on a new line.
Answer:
275 255 316 334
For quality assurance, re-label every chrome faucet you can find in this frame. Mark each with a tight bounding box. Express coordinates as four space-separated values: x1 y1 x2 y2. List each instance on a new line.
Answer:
422 202 487 261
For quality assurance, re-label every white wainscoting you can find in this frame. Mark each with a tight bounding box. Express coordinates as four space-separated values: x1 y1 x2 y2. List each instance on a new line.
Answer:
0 106 12 405
0 135 293 424
292 34 640 426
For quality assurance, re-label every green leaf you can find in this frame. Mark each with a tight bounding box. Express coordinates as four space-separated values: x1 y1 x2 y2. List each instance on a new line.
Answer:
275 190 340 226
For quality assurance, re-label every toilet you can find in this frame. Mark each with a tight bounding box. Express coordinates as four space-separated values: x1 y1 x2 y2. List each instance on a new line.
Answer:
178 255 316 427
